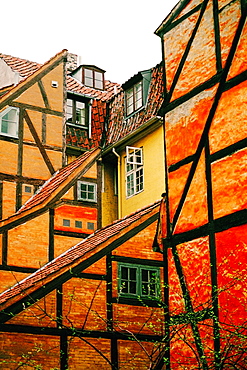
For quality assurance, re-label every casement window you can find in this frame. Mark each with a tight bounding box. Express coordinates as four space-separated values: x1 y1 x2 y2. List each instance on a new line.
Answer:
66 98 90 128
126 146 143 198
125 81 143 116
0 107 19 137
77 181 97 202
83 67 104 90
118 263 160 299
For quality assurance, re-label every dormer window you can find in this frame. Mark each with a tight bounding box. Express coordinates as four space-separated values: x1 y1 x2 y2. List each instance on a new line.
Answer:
126 81 143 116
66 93 91 130
84 68 104 89
123 69 152 118
70 64 105 90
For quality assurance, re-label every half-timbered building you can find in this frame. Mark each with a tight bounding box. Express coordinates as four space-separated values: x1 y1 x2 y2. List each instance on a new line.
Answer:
155 0 247 367
1 0 247 368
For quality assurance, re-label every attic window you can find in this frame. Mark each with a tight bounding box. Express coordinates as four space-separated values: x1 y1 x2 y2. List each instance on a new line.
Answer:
0 107 19 138
125 81 143 116
83 67 104 90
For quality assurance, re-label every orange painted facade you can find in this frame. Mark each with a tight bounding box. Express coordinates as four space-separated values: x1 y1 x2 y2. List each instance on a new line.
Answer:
157 0 247 367
1 0 247 368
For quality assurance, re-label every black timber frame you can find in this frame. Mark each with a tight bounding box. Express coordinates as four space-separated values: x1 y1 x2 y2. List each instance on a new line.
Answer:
0 211 161 370
158 0 247 369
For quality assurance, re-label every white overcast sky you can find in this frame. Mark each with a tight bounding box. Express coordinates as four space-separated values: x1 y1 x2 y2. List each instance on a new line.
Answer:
1 0 179 84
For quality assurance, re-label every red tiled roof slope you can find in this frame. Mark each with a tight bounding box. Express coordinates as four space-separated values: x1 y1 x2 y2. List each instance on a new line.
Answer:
0 53 41 79
105 63 163 145
0 53 122 102
16 148 99 215
0 200 160 307
66 100 106 150
67 75 122 102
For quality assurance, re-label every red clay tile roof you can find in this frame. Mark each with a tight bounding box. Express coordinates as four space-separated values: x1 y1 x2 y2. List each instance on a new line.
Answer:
0 53 41 79
67 75 122 102
17 148 100 215
0 148 100 232
66 99 106 150
0 52 121 101
105 63 163 146
0 200 160 308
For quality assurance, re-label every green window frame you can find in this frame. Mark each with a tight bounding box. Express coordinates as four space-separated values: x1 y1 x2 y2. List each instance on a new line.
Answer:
118 263 160 299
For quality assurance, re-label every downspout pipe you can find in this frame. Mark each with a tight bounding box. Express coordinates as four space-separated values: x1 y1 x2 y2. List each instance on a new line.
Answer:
112 148 121 219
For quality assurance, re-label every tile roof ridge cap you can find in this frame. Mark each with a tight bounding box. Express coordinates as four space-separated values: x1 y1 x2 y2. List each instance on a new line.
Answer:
16 170 60 214
93 199 161 233
0 50 68 107
16 147 97 214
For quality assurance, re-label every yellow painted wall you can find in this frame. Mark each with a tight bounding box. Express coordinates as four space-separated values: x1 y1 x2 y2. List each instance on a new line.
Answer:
15 63 64 112
101 161 118 226
119 125 165 217
2 181 16 219
0 141 18 175
8 213 49 269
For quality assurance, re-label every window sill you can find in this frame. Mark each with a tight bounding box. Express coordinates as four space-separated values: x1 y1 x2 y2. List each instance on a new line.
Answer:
126 188 144 199
66 122 89 129
113 296 162 307
0 133 18 142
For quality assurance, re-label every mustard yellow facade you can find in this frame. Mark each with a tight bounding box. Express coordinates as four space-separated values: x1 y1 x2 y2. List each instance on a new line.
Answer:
101 123 165 226
119 125 165 217
0 52 66 219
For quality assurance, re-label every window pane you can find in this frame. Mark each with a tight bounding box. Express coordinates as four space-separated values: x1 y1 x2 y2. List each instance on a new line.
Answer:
95 72 103 89
66 99 73 122
135 82 143 110
142 269 148 282
75 220 82 228
136 168 143 192
126 88 134 115
127 173 134 197
121 267 128 280
85 69 93 78
130 267 136 281
84 69 93 87
142 282 149 295
1 108 18 136
135 149 142 164
76 101 85 125
130 282 137 294
87 222 95 230
63 219 70 227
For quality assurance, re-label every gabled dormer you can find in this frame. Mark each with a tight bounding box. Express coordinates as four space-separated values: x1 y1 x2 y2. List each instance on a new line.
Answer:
122 69 152 118
70 64 105 90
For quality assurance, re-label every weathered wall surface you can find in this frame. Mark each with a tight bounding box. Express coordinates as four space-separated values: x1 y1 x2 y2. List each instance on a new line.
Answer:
159 0 247 367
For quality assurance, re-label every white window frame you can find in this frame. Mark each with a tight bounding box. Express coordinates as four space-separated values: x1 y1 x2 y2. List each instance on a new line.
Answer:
125 146 144 198
125 81 143 116
0 107 19 138
126 146 143 165
77 181 97 202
